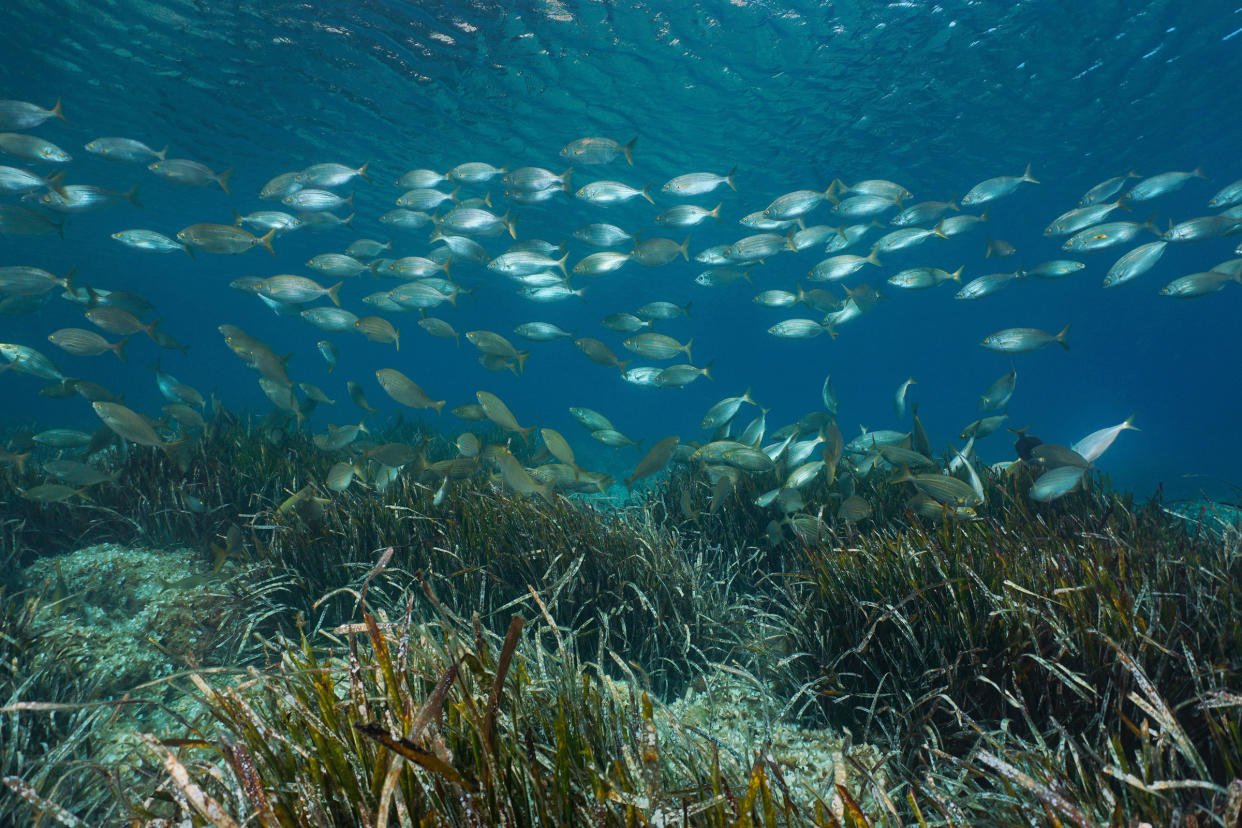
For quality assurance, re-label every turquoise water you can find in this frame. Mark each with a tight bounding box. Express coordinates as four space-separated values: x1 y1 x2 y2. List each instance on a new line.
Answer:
2 0 1242 499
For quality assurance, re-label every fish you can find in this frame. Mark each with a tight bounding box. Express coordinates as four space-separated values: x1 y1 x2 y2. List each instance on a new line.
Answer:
570 407 615 432
890 467 983 507
955 271 1021 300
1164 215 1242 243
891 200 958 227
601 312 651 333
48 328 128 361
302 307 359 332
92 401 177 454
490 447 552 501
843 179 911 200
809 250 881 282
348 381 377 414
112 229 193 256
985 239 1016 258
894 377 916 418
375 368 443 413
1024 260 1084 279
561 136 636 165
623 333 692 361
284 188 352 212
960 414 1009 440
33 428 94 448
0 97 65 129
1078 170 1139 206
656 203 721 228
298 382 336 406
236 210 302 234
625 436 679 490
832 194 900 218
0 133 71 162
575 180 653 206
1208 178 1242 208
978 367 1017 411
444 162 505 184
325 461 361 492
259 275 341 306
1030 443 1091 469
1071 416 1138 463
1159 270 1240 298
1043 199 1128 236
636 301 692 321
514 322 573 342
1062 217 1159 251
768 319 825 339
540 428 577 469
961 164 1037 206
21 484 91 504
317 340 338 372
355 316 400 349
575 337 629 371
1103 241 1167 288
0 265 75 296
837 495 871 522
663 167 736 196
888 266 962 289
309 253 370 277
34 184 142 213
701 388 756 431
980 324 1070 353
622 366 663 387
821 376 838 415
656 362 713 387
299 161 369 187
574 223 634 248
148 159 232 193
764 188 832 220
85 307 159 338
754 289 798 308
415 317 460 345
1029 466 1087 502
43 459 116 487
0 165 63 194
477 391 534 442
178 223 275 255
875 227 944 254
1125 168 1204 202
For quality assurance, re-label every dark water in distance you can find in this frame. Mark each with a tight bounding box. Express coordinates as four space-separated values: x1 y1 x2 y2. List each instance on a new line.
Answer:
2 0 1241 499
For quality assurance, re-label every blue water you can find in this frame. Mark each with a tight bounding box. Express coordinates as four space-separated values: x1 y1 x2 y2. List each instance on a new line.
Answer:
3 0 1242 500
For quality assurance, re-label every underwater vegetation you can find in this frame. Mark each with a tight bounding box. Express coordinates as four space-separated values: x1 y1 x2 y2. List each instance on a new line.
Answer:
1 415 1240 825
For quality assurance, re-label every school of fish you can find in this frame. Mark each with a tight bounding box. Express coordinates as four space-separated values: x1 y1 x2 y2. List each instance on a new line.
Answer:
4 94 1238 518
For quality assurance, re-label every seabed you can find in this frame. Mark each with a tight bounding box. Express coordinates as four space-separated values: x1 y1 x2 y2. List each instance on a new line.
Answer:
2 414 1241 826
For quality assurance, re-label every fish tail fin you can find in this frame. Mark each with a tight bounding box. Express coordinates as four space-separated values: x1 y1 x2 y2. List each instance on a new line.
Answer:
703 360 715 381
710 202 722 221
368 260 381 276
683 338 693 363
440 256 453 279
726 165 737 191
446 288 459 308
505 210 517 239
557 251 569 276
343 212 355 228
231 208 244 226
561 167 573 192
344 192 354 209
217 168 233 195
743 270 753 283
1022 163 1039 184
623 137 637 166
15 452 30 475
61 266 78 293
826 179 843 203
433 400 445 415
1123 415 1140 432
1142 213 1159 235
1115 196 1132 213
865 246 882 267
258 228 276 256
948 199 960 212
327 282 342 307
641 183 654 204
1192 166 1205 179
50 96 66 124
183 243 196 259
980 209 990 222
156 145 168 161
114 336 130 363
126 185 143 209
985 239 993 258
357 160 371 181
146 318 162 340
45 170 68 197
679 235 690 261
1055 323 1071 351
516 351 529 375
681 301 693 318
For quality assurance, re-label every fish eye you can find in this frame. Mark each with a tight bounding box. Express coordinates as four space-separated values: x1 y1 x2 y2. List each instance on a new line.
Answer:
1093 233 1107 239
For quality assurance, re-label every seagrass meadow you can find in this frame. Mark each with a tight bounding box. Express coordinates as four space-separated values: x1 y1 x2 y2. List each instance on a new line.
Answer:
0 411 1239 827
